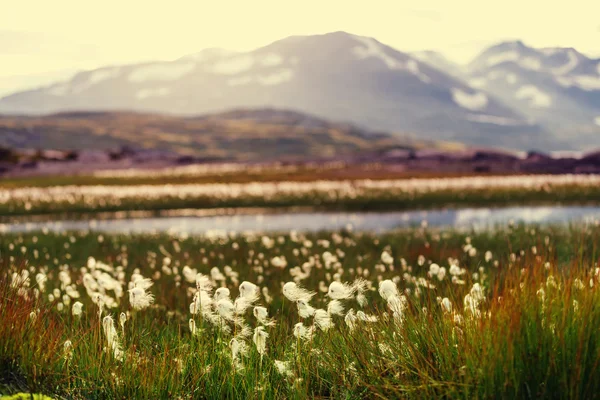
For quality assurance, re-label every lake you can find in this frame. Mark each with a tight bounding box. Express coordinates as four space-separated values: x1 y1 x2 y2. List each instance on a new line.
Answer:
2 205 600 235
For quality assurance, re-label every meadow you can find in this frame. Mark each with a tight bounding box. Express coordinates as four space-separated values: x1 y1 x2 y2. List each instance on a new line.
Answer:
2 223 600 399
3 173 600 217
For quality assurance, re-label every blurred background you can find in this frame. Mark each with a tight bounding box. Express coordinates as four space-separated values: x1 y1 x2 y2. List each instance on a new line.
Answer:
1 0 600 232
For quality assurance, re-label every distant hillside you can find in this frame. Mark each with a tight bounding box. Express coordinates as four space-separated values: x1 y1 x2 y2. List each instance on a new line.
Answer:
0 31 546 150
465 40 600 148
0 109 460 162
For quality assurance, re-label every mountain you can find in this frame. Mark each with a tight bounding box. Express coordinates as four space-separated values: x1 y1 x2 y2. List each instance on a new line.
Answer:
0 109 461 162
0 69 79 98
411 50 464 80
466 40 600 148
0 31 546 150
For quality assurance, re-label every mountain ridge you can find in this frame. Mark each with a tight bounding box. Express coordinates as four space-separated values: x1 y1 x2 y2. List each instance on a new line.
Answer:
1 31 598 151
0 108 464 162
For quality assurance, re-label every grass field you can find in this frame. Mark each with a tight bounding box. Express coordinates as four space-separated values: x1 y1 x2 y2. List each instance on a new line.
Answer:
2 223 600 398
2 174 600 218
0 165 487 189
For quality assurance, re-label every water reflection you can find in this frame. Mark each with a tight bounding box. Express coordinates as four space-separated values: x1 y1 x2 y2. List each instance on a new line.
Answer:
2 206 600 235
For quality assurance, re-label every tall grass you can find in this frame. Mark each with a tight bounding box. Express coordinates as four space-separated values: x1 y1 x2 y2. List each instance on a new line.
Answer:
3 175 600 217
1 224 600 398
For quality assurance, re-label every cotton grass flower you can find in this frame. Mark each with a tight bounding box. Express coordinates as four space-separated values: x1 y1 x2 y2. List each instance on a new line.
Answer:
214 287 231 302
253 326 269 357
102 315 124 361
274 360 294 378
119 312 127 335
327 299 345 316
356 311 378 322
378 280 399 301
94 294 105 320
283 282 315 302
189 318 198 336
210 267 226 282
441 297 453 313
314 309 333 331
216 298 235 321
296 299 316 318
381 251 394 265
253 306 275 326
229 338 248 370
72 301 83 317
387 295 407 323
327 281 355 300
239 281 260 301
463 294 481 317
234 296 255 316
102 316 118 348
485 251 493 262
261 287 273 304
190 290 213 317
293 322 314 341
345 309 357 331
436 267 447 281
63 340 73 361
379 280 407 324
35 273 47 292
470 283 485 302
429 263 440 276
129 274 153 291
195 273 213 292
128 287 154 311
352 278 370 307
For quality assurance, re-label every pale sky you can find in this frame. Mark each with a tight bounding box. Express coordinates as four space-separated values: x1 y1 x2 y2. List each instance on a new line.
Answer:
1 0 599 93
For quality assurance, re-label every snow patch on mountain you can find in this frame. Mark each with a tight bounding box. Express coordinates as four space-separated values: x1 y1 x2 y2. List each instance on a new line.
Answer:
135 87 171 99
210 55 254 75
555 76 572 88
555 75 600 91
226 69 294 86
488 70 505 80
71 68 121 93
258 69 294 85
469 78 487 88
405 60 431 83
451 88 488 110
540 48 560 56
572 75 600 90
260 54 283 67
465 114 523 126
129 63 194 82
486 51 519 67
88 68 121 85
519 57 541 71
47 84 69 96
515 85 552 108
353 36 404 70
552 50 580 75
